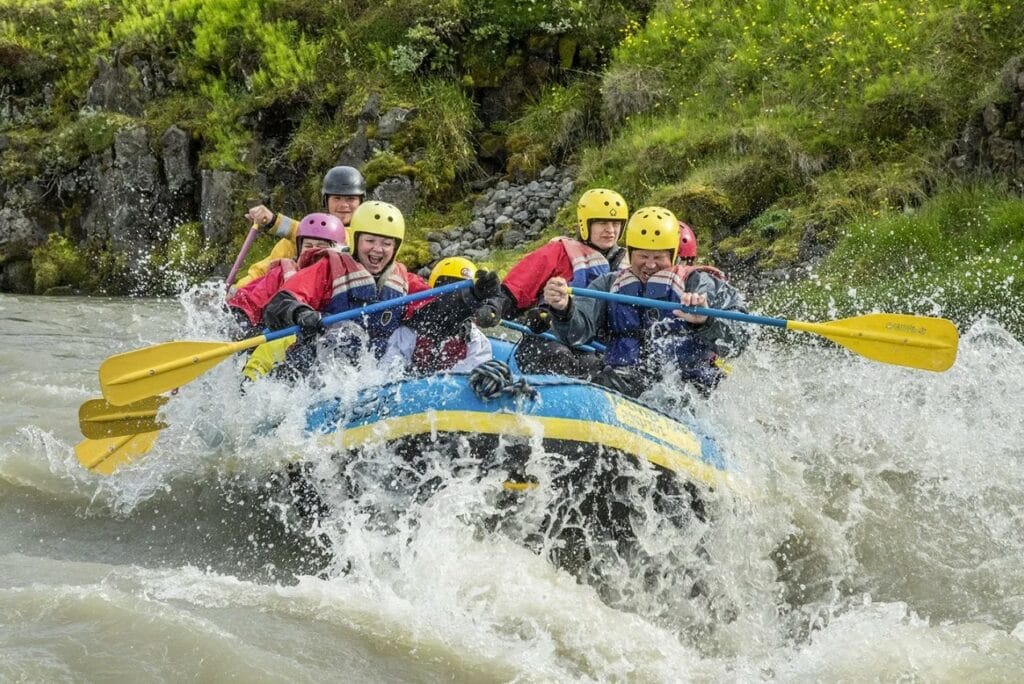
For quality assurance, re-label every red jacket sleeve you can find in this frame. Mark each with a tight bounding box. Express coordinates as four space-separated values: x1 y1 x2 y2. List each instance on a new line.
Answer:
501 242 573 310
227 266 285 327
280 259 334 311
403 270 432 318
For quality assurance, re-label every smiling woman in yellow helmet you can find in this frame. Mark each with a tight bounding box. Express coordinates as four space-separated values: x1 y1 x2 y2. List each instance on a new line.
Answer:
234 202 500 381
541 206 750 398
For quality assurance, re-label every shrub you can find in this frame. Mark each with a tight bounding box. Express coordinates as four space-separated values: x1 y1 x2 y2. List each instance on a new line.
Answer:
31 234 88 293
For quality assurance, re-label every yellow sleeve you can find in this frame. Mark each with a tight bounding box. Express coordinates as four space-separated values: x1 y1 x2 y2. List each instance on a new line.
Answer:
269 213 300 241
233 238 297 288
243 336 297 381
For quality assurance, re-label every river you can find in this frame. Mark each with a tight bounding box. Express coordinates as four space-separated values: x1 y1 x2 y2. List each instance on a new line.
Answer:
2 287 1023 681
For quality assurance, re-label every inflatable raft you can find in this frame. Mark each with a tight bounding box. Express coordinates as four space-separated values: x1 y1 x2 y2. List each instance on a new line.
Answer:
300 339 737 573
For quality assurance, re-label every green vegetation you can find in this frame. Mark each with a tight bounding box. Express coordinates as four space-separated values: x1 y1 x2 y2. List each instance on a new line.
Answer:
1 0 1023 336
763 186 1024 336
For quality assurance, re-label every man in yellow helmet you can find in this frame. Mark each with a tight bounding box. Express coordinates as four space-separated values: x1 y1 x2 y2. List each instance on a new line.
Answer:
542 207 749 397
473 188 630 374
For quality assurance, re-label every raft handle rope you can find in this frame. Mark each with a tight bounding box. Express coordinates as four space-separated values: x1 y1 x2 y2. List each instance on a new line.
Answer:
468 360 538 402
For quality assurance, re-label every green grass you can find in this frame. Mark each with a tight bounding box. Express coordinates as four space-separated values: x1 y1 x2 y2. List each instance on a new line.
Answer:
762 185 1024 336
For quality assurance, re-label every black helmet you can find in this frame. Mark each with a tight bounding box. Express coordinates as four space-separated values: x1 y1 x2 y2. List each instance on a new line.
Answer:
321 166 366 205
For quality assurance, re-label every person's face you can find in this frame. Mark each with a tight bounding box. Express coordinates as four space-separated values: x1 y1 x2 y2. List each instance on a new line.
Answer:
356 234 396 275
629 249 672 283
326 195 362 225
299 237 335 254
587 219 623 251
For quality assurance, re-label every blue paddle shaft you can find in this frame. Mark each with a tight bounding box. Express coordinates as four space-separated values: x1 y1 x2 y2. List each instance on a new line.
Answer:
263 280 473 342
569 286 786 328
499 319 606 353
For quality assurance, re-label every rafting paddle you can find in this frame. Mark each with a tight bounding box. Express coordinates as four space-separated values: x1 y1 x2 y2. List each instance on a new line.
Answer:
74 431 162 475
78 395 169 439
225 222 261 293
99 280 473 406
567 287 959 372
499 319 606 354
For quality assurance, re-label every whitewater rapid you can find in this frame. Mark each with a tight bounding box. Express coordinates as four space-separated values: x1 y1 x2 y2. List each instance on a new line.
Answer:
1 288 1023 681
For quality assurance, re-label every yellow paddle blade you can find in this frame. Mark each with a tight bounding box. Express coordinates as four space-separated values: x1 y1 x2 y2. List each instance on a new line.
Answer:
788 313 959 372
100 337 264 406
79 396 169 439
74 431 161 475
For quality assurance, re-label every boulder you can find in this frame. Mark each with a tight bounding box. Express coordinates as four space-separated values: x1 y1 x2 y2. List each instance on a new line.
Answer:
370 176 417 216
200 170 238 244
0 207 48 260
161 125 194 193
82 127 168 251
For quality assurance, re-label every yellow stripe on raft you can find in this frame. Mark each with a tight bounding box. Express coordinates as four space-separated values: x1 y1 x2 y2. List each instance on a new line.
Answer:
320 410 734 489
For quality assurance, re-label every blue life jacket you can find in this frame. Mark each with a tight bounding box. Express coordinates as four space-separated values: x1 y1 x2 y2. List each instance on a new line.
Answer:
605 268 723 389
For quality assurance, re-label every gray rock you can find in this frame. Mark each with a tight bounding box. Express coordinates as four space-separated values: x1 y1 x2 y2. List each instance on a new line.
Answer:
85 58 143 115
359 93 381 123
425 231 446 242
1000 56 1024 92
160 125 193 193
988 136 1018 166
0 259 33 292
370 175 417 216
84 56 165 116
200 169 237 244
0 207 47 257
501 229 525 247
114 127 160 193
983 104 1005 133
377 107 414 139
540 165 557 179
83 126 169 251
337 122 371 167
494 215 514 227
513 210 530 222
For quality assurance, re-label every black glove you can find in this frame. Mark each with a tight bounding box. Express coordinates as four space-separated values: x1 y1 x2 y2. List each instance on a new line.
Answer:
523 306 552 334
473 303 500 329
294 306 324 340
470 270 501 301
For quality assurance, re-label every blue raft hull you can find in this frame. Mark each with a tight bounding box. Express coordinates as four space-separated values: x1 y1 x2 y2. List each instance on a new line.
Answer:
305 340 734 493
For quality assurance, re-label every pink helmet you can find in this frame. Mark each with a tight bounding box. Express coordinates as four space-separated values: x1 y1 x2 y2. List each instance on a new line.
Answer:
678 221 697 260
297 212 346 250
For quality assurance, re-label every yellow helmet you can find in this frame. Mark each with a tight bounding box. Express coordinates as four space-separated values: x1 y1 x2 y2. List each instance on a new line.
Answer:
625 206 680 262
576 188 628 242
429 256 477 287
349 200 406 251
